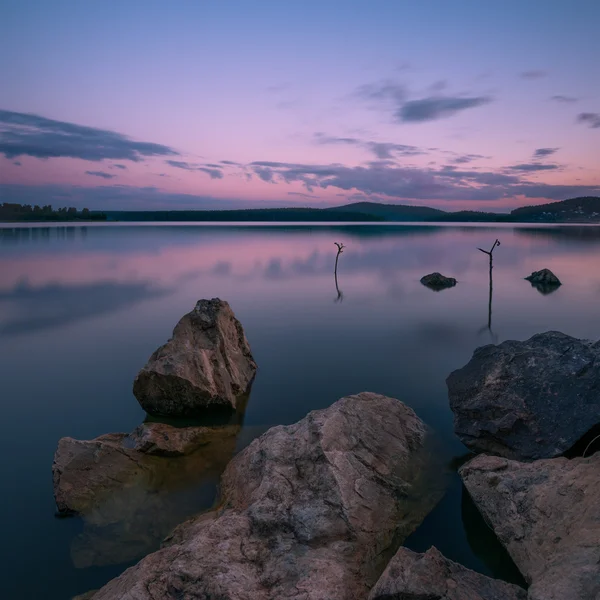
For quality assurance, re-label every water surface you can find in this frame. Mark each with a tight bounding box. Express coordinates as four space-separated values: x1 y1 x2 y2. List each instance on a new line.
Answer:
2 222 600 599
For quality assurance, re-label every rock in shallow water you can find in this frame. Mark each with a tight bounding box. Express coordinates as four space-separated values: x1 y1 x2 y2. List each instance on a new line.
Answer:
133 298 257 417
368 546 526 600
88 392 447 600
460 453 600 600
525 268 561 286
53 422 240 567
420 272 457 290
447 330 600 460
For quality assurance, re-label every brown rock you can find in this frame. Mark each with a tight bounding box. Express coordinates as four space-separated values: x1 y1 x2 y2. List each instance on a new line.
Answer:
368 546 526 600
52 422 240 567
88 392 447 600
460 453 600 600
133 298 257 417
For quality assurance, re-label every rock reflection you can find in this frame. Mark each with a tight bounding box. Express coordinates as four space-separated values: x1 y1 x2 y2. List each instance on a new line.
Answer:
62 421 244 568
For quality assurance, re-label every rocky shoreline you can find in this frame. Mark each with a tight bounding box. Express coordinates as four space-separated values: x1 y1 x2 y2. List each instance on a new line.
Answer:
57 299 599 599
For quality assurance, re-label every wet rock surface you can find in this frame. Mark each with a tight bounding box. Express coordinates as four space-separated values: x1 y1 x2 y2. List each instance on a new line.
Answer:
368 546 526 600
53 422 240 567
88 392 446 600
460 453 600 600
133 298 257 417
447 330 600 460
420 272 457 290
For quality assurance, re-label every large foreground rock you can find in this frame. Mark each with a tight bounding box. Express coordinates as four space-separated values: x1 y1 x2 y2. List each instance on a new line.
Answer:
89 392 446 600
461 453 600 600
368 546 526 600
447 331 600 460
53 422 240 567
133 298 257 417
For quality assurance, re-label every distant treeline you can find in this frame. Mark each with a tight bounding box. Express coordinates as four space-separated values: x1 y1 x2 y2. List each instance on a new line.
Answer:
103 208 384 222
0 203 107 222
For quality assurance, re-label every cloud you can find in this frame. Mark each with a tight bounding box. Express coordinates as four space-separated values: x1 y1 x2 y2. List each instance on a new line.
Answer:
550 95 578 103
314 133 423 159
288 191 319 199
0 110 178 161
241 160 599 203
85 170 115 179
533 148 559 158
165 159 223 178
399 96 492 122
113 164 127 169
507 163 560 172
253 167 274 182
13 160 21 166
450 154 487 165
577 113 600 129
520 70 547 79
198 167 223 179
166 159 195 170
220 160 241 166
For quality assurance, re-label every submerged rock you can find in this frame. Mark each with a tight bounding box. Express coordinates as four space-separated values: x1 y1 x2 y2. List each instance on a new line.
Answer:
420 272 457 290
88 392 447 600
53 422 240 567
525 268 561 286
461 453 600 600
447 331 600 460
133 298 257 417
368 546 526 600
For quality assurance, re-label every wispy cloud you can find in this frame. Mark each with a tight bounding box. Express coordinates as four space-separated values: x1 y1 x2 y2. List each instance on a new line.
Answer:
198 167 223 179
399 96 492 122
314 133 424 159
85 170 115 179
577 112 600 129
355 80 492 123
550 95 578 103
520 70 547 80
113 164 127 169
0 110 178 161
533 148 559 158
507 163 560 172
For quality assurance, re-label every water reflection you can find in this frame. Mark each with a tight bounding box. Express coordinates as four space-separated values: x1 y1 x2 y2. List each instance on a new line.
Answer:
2 223 600 599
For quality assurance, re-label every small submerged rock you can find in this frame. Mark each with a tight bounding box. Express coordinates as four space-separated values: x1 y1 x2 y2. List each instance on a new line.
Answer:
420 272 457 290
461 453 600 600
525 268 561 286
447 330 600 460
87 392 447 600
133 298 257 417
368 546 526 600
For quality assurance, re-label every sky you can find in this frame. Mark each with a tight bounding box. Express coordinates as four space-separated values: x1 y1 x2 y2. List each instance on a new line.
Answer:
0 0 599 212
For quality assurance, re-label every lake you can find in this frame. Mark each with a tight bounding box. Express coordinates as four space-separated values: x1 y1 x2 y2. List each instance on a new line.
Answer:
1 222 600 599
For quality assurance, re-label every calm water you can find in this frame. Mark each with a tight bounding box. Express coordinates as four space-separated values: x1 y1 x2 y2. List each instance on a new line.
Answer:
2 222 600 599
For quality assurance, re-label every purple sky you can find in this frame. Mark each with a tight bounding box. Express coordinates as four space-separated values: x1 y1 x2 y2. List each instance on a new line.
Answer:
1 0 599 211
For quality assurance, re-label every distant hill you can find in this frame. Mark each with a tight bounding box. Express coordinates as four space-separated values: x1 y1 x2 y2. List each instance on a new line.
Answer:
326 201 445 221
3 197 600 223
509 196 600 222
102 207 384 222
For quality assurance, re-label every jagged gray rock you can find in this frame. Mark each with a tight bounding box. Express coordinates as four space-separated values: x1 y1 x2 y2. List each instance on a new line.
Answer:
461 453 600 600
133 298 257 417
420 272 457 290
368 546 526 600
447 331 600 460
87 392 446 600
